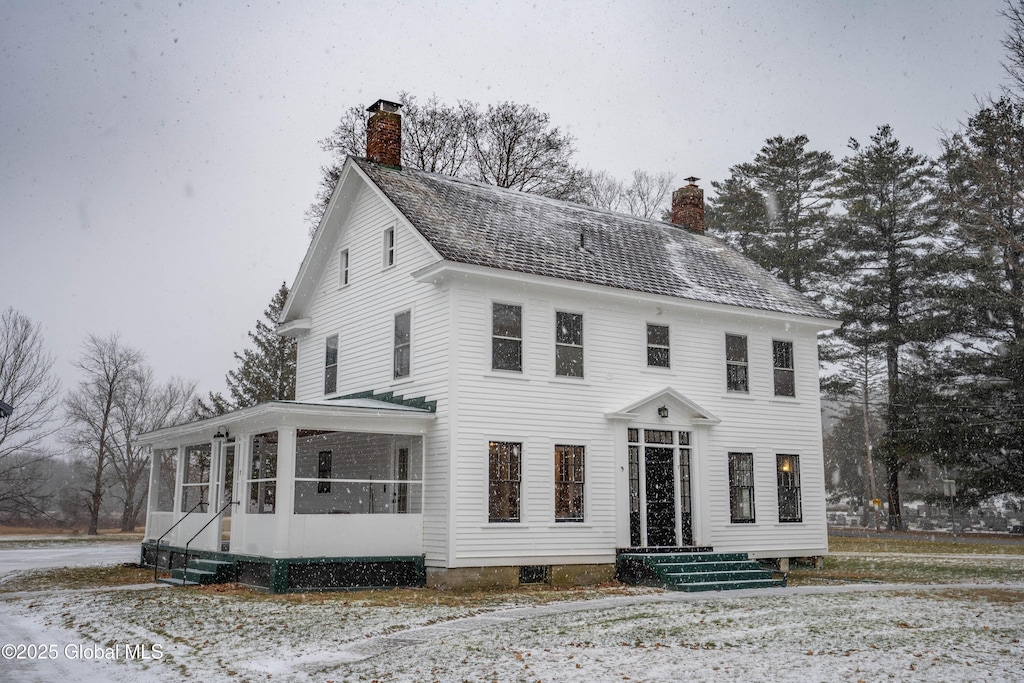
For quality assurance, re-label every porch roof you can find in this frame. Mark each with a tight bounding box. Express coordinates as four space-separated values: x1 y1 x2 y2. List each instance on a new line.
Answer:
140 397 436 449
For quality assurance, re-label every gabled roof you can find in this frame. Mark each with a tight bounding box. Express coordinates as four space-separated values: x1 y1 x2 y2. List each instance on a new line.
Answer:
352 157 833 321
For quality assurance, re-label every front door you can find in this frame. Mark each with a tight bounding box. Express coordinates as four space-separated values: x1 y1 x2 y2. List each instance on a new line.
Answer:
627 428 694 547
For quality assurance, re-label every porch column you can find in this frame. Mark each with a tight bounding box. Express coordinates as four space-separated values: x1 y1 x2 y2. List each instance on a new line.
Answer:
144 446 159 540
273 426 297 557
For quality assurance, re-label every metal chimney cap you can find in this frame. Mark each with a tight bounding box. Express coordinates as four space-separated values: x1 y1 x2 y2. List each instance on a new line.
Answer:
367 99 403 114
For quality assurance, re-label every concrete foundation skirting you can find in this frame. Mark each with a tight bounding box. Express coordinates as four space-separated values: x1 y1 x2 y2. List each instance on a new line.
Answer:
427 563 615 590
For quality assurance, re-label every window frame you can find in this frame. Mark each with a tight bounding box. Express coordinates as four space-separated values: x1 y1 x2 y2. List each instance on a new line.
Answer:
554 311 584 378
339 248 350 287
728 451 755 523
554 444 585 522
383 226 395 268
646 323 670 368
180 443 211 513
773 339 796 397
247 431 278 514
488 441 522 523
776 454 803 522
324 334 338 395
491 302 523 373
725 334 749 393
393 309 411 379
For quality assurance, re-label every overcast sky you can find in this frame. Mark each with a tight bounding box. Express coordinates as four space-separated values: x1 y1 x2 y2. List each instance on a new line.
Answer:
0 0 1012 403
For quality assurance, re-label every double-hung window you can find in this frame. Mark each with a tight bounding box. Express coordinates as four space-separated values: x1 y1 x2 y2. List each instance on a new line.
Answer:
488 441 521 522
394 310 411 379
492 303 522 372
555 311 583 377
728 452 755 523
773 340 795 397
383 227 395 267
339 249 350 286
725 334 749 392
777 454 802 522
324 334 338 394
647 324 670 368
555 445 585 522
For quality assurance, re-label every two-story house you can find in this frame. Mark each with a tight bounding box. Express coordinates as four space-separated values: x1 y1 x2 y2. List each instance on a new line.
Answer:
141 100 837 592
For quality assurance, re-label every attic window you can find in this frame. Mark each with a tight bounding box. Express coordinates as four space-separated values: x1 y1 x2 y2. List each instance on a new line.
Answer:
384 227 395 268
339 249 350 286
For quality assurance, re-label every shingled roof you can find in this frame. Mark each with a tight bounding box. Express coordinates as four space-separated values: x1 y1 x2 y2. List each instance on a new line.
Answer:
354 157 833 320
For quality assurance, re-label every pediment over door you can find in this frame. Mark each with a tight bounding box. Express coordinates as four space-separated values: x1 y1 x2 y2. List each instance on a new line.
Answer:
605 387 721 425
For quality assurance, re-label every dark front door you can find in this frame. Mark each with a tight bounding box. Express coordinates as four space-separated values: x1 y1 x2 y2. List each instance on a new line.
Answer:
645 447 676 546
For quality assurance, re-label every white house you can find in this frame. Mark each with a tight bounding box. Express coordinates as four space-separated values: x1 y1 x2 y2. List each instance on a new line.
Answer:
141 100 837 592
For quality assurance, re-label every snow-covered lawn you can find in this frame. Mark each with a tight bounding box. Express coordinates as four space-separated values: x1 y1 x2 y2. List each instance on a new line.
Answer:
1 543 1022 682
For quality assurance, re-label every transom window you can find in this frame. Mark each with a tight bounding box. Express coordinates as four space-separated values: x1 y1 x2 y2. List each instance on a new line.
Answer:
777 454 802 522
394 310 411 379
728 452 755 523
647 324 670 368
725 334 749 392
773 340 795 397
555 311 583 377
488 441 521 522
555 445 585 522
492 303 522 372
324 334 338 394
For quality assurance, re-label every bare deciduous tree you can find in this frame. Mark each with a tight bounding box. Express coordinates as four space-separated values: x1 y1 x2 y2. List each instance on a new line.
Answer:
622 170 675 219
0 307 61 521
64 334 144 534
109 372 197 531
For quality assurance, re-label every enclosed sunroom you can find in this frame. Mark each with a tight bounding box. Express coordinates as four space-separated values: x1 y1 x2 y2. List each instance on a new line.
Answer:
140 394 435 592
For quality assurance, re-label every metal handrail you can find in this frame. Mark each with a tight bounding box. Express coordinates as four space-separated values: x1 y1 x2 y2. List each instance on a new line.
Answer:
153 499 207 582
181 498 238 583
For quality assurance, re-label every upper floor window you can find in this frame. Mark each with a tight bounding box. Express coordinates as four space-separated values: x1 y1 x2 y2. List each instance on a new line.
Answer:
773 340 795 397
383 227 395 268
394 310 411 379
555 311 583 377
647 324 670 368
725 334 748 392
339 249 350 286
488 441 521 522
492 303 522 372
728 452 755 523
555 444 585 522
776 454 802 522
324 334 338 394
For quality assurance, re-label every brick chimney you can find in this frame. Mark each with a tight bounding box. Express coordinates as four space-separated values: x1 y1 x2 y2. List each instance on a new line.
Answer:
366 99 402 167
671 177 705 234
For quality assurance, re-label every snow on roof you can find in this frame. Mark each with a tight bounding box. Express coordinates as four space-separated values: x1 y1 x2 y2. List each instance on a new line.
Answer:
354 157 833 321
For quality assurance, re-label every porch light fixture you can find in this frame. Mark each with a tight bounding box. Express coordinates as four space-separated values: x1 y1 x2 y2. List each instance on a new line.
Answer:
657 405 669 418
214 429 228 439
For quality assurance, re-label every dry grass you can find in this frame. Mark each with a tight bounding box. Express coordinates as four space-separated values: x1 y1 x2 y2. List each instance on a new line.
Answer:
827 534 1024 556
0 563 154 594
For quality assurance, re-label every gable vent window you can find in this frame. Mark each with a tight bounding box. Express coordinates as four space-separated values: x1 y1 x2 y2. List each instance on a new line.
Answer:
339 249 350 286
384 227 395 268
324 334 338 394
394 310 411 379
725 334 748 393
773 340 795 397
492 303 523 372
555 311 584 377
647 324 670 368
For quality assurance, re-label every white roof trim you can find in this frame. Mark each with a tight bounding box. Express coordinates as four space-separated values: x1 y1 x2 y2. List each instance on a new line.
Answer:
276 318 312 338
605 386 721 425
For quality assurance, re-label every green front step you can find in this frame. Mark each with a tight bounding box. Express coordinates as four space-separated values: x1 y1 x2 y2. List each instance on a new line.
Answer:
617 551 785 592
168 558 236 586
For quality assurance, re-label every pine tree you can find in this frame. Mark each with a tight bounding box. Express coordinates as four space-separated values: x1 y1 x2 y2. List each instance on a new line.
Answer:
830 125 958 529
196 283 296 416
707 135 837 298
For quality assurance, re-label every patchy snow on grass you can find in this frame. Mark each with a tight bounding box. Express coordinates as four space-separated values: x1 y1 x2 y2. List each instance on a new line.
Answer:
6 584 1023 682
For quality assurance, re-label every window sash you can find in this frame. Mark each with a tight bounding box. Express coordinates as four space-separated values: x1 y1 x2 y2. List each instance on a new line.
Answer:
384 228 395 267
394 311 411 378
555 312 583 377
492 303 523 372
340 249 349 286
646 324 670 368
773 340 795 397
488 441 521 522
555 445 585 522
776 454 802 522
726 334 749 392
728 452 755 523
